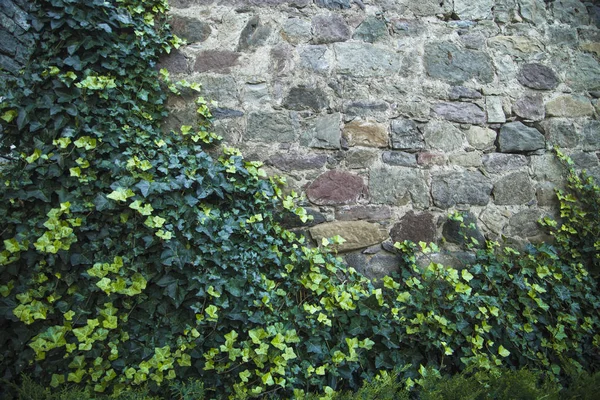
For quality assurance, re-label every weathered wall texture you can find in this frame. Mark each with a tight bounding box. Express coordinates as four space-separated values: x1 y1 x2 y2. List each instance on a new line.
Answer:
164 0 599 275
0 0 36 77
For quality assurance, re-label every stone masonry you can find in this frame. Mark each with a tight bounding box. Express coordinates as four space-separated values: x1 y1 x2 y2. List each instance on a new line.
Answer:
159 0 600 277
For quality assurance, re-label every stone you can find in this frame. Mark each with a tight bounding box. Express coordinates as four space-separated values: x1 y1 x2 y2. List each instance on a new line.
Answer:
432 171 493 208
465 126 497 150
449 86 483 100
407 0 453 16
487 36 545 57
344 100 389 118
531 154 565 183
343 120 388 148
270 43 294 76
460 32 487 50
309 221 387 252
268 153 328 171
565 54 600 92
353 16 388 43
211 108 244 120
548 25 578 46
157 50 189 75
281 18 312 44
194 50 240 73
482 153 528 174
454 0 493 20
417 152 446 166
335 205 392 221
315 0 351 9
306 170 365 205
298 45 330 73
442 212 486 247
517 63 559 90
369 166 430 207
424 42 494 84
581 121 600 151
280 208 327 228
382 151 417 167
312 14 350 44
346 252 401 281
507 209 544 238
283 85 329 111
345 148 378 169
540 119 578 148
170 15 211 43
581 42 600 57
423 120 464 152
391 18 424 36
238 16 271 52
431 102 487 125
571 152 599 169
551 0 590 26
449 152 482 167
198 75 239 107
513 93 545 121
301 113 341 149
246 111 296 142
493 171 535 205
390 211 436 244
334 42 401 77
498 122 545 153
390 119 424 151
545 95 594 117
519 0 547 26
486 96 506 124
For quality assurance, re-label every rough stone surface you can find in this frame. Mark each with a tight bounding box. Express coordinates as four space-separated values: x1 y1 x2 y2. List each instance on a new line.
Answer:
498 122 545 153
298 45 330 73
424 42 494 84
283 85 329 111
390 119 424 151
382 151 417 167
545 95 595 117
301 113 341 149
486 96 506 124
171 15 212 43
432 102 487 125
309 221 387 252
418 152 446 166
493 172 535 205
449 86 483 100
488 36 545 57
517 63 559 90
432 171 493 208
238 16 271 51
194 50 240 73
343 120 388 148
353 16 388 43
454 0 493 21
280 208 327 228
246 111 296 142
268 153 328 171
482 153 528 174
157 50 189 75
551 0 590 26
334 42 401 77
335 205 392 222
281 18 311 44
449 152 482 167
513 94 545 121
507 209 544 238
442 212 486 247
465 126 497 150
345 148 378 169
369 166 430 207
423 120 464 152
390 211 436 244
540 119 578 148
581 121 600 151
315 0 351 9
565 54 600 91
306 170 365 205
312 14 350 44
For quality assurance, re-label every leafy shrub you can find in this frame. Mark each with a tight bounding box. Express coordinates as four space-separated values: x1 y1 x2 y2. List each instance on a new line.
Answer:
1 0 599 399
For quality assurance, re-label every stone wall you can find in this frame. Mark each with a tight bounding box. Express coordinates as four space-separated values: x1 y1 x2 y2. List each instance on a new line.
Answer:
0 0 36 78
161 0 600 276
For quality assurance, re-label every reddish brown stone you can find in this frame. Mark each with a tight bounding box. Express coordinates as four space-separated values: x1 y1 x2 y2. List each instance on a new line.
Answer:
306 170 365 205
390 211 436 244
194 50 240 73
156 50 189 75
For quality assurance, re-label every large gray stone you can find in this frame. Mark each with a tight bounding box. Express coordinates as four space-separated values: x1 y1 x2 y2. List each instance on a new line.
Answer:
507 209 545 238
486 96 506 124
540 119 578 148
442 212 486 247
334 42 401 77
390 119 424 151
581 120 600 151
306 170 365 205
531 154 566 183
424 42 494 84
431 102 487 125
432 171 493 208
519 0 548 26
301 113 341 149
449 86 483 100
488 36 545 57
344 100 389 118
407 0 453 16
517 63 559 90
335 205 392 221
283 85 329 111
551 0 591 26
465 126 497 150
312 14 350 44
170 15 212 43
315 0 351 9
565 54 600 91
309 221 387 252
513 93 545 121
246 111 296 142
390 211 436 244
268 153 328 171
498 122 545 153
545 95 595 117
353 16 388 43
482 153 528 174
369 166 430 207
382 151 417 167
493 171 535 205
298 45 330 73
345 148 378 169
238 16 271 51
157 50 189 75
454 0 493 20
281 18 312 44
423 120 464 152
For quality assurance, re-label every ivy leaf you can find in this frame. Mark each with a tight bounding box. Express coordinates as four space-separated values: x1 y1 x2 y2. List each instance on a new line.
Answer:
107 188 135 202
498 345 511 357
